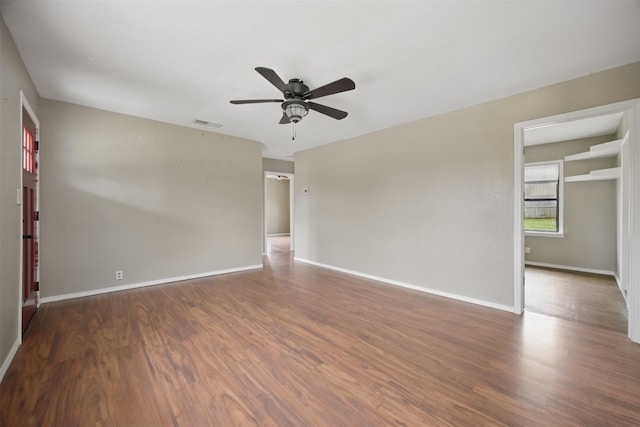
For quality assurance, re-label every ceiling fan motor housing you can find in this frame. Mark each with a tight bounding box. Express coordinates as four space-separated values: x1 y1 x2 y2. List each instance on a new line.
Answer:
284 79 309 99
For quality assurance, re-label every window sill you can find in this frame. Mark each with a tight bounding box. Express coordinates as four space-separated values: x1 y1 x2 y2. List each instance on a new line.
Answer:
525 230 564 238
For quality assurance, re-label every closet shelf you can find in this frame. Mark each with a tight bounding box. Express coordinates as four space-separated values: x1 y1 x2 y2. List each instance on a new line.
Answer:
564 137 623 161
564 131 629 162
565 167 621 182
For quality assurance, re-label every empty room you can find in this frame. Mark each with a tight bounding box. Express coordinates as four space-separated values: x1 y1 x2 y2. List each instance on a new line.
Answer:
2 1 640 425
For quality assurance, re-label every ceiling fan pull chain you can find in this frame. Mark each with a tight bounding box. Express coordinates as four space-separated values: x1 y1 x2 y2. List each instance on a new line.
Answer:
292 122 296 141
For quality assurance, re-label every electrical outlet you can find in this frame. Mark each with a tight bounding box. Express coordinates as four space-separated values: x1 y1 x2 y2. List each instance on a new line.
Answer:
525 247 531 254
115 270 123 280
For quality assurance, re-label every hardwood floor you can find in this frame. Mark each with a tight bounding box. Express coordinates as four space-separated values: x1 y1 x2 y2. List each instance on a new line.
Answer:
525 266 628 334
267 235 290 254
2 252 640 426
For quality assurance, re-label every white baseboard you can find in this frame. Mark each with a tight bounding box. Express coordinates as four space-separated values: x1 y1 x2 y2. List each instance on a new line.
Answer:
614 273 628 303
294 257 513 313
41 264 263 304
0 338 20 384
267 233 290 237
525 261 615 277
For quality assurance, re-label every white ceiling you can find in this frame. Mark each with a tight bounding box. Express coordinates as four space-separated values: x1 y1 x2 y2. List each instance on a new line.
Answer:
2 1 640 160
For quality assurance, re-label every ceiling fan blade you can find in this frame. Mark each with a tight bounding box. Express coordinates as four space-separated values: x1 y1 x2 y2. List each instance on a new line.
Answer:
230 99 283 104
308 102 348 120
304 77 355 100
279 114 291 124
255 67 287 93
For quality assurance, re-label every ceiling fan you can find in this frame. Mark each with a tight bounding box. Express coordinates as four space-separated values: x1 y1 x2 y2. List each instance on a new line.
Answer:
230 67 355 139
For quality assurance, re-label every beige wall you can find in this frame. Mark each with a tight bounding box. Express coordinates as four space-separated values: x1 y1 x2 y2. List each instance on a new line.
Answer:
263 158 294 174
524 135 618 272
266 178 290 235
39 99 263 298
295 62 640 308
0 17 40 375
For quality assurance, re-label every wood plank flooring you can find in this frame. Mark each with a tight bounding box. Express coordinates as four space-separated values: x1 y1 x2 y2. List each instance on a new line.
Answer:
2 251 640 426
525 266 628 334
267 235 290 254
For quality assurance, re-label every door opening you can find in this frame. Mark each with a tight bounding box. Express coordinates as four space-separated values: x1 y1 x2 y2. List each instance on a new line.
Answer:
264 171 294 254
21 95 40 333
513 99 640 343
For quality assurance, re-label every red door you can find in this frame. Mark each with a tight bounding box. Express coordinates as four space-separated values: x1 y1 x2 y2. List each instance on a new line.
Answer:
22 112 38 332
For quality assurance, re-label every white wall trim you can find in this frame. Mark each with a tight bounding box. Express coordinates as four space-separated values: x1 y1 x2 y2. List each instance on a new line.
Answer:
41 264 263 304
627 101 640 343
514 123 525 314
614 274 627 303
295 257 513 313
267 233 290 237
525 231 565 238
525 261 615 277
20 91 39 129
0 338 21 384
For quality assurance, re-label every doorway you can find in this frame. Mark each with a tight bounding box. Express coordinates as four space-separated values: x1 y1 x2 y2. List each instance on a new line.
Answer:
264 171 294 254
20 93 40 333
522 123 627 331
513 99 640 343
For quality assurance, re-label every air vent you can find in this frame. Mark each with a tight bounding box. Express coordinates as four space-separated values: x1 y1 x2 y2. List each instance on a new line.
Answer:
192 119 223 128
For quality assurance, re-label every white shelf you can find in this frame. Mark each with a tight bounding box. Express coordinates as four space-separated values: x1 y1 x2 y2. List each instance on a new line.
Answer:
565 167 621 182
564 137 624 161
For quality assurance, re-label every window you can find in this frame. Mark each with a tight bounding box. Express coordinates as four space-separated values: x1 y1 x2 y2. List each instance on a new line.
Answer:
524 160 563 236
23 125 35 173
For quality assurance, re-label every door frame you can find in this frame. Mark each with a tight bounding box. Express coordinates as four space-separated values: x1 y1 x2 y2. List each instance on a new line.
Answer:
513 98 640 343
19 91 40 334
264 171 294 253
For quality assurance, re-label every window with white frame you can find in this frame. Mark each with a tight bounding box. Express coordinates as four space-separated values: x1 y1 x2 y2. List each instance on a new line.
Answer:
524 160 563 235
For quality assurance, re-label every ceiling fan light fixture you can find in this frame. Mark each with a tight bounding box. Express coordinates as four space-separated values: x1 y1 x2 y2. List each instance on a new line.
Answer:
283 101 309 123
